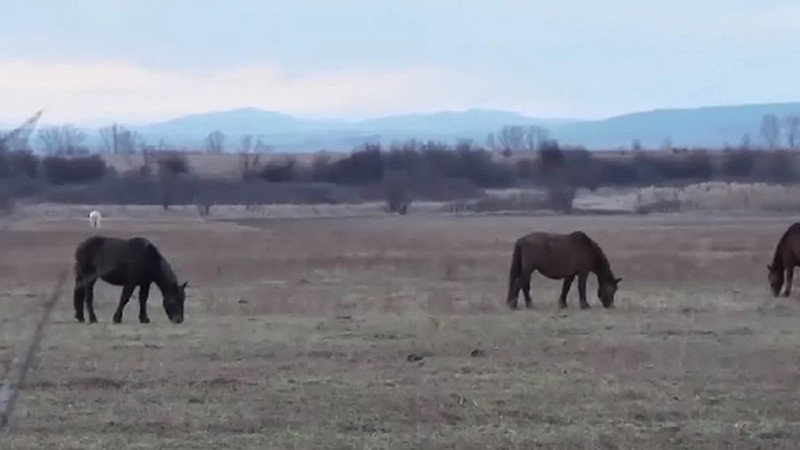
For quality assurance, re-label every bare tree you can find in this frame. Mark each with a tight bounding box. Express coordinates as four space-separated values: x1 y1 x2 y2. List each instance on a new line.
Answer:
99 124 121 154
37 125 87 155
761 114 780 149
784 115 800 149
496 125 526 153
739 133 752 150
204 130 226 154
99 124 142 155
253 134 272 153
240 134 253 153
138 140 168 177
156 151 190 210
485 132 496 151
100 123 144 155
660 137 673 150
524 125 550 151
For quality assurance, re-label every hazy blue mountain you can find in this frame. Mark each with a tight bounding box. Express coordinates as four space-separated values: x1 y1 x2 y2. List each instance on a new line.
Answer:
127 107 582 151
20 102 800 152
140 107 336 137
357 108 579 133
552 102 800 149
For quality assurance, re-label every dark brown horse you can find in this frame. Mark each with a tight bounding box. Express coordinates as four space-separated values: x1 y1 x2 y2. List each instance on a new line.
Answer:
767 222 800 297
506 231 622 309
73 236 188 324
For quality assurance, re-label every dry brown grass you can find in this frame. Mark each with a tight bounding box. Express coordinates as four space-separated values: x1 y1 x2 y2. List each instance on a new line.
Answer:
1 212 800 449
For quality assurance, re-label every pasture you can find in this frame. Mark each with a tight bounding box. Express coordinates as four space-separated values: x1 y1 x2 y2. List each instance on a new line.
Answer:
1 211 800 449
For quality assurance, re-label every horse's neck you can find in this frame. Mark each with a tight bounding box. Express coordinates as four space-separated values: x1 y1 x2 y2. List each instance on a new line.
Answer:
593 265 614 283
589 245 614 281
153 258 176 290
773 231 794 269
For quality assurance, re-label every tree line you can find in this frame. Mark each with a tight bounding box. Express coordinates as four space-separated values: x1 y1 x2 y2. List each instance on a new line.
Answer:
2 110 800 214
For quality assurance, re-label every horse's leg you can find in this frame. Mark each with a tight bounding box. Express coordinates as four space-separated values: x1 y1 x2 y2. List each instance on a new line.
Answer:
73 273 85 323
112 284 136 324
84 278 98 323
783 265 794 297
138 283 151 323
578 273 590 309
521 270 533 308
559 275 575 309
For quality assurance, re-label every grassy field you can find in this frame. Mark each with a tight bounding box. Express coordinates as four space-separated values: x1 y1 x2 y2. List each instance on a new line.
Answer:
1 212 800 449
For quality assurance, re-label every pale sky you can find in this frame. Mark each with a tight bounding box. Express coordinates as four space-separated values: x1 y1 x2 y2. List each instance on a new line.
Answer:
1 0 799 126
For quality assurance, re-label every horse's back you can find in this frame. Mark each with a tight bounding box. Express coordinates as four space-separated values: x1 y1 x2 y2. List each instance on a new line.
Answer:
75 235 156 269
784 223 800 240
516 231 596 276
778 223 800 259
517 231 589 251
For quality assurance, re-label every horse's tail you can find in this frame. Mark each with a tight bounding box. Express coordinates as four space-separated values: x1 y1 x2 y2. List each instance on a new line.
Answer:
506 239 523 307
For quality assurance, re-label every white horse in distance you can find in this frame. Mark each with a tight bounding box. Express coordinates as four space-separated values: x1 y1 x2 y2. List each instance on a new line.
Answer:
88 210 102 229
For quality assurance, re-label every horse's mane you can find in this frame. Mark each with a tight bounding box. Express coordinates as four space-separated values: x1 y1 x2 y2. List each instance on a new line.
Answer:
144 241 177 287
574 232 614 280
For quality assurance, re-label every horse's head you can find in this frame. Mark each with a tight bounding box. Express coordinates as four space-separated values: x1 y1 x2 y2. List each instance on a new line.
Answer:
163 281 188 323
768 264 783 297
598 277 622 308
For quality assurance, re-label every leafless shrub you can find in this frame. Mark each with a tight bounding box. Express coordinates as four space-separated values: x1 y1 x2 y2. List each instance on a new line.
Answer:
196 199 213 217
384 170 412 215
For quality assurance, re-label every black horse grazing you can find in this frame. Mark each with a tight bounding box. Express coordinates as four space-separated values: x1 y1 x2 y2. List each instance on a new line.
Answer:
768 222 800 297
73 236 188 324
506 231 622 310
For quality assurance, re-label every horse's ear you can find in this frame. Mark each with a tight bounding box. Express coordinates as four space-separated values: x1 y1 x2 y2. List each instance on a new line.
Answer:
181 281 188 289
767 264 773 271
615 277 622 284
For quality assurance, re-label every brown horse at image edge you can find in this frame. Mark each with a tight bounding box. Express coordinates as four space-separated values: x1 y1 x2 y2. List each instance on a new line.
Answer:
506 231 622 309
767 222 800 297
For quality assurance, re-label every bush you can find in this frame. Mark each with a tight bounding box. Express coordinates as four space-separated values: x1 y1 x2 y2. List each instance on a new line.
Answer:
755 150 796 183
455 142 515 188
383 170 412 214
329 144 384 185
41 155 107 185
306 141 516 192
721 149 755 178
515 158 535 178
258 158 298 182
156 151 190 177
545 182 576 213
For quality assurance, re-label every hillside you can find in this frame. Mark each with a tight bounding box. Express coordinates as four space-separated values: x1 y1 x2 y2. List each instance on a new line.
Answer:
133 102 800 151
11 102 800 152
553 102 800 149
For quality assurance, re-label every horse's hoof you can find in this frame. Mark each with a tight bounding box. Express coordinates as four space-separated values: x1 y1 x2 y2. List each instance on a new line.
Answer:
782 292 791 298
89 318 98 324
112 316 122 324
580 304 591 310
75 316 85 323
139 317 151 324
558 303 568 309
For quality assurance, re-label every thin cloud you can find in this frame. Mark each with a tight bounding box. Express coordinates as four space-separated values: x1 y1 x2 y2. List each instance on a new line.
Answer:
0 60 491 125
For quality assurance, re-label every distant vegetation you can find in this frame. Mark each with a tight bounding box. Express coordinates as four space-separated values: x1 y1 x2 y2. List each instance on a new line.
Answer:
2 111 800 215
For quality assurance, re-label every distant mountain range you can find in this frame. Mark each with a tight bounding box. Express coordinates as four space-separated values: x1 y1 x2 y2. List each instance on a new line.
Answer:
13 102 800 152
